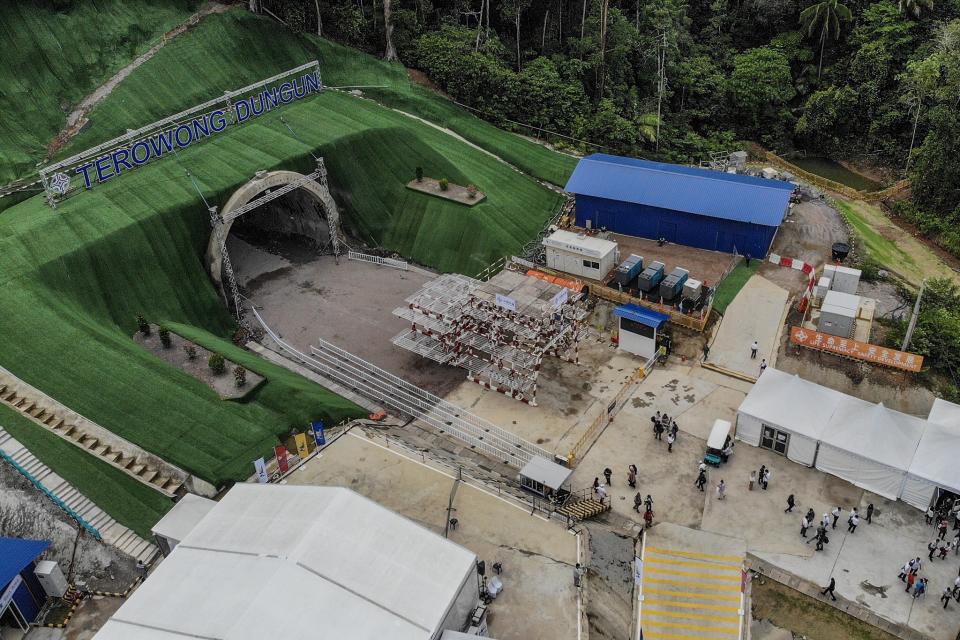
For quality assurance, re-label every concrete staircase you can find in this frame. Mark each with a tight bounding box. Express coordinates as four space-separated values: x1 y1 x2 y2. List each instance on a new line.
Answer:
0 427 159 563
638 525 747 640
0 382 182 496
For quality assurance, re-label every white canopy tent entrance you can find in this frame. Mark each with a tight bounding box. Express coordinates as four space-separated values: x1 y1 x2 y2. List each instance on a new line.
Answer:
901 399 960 509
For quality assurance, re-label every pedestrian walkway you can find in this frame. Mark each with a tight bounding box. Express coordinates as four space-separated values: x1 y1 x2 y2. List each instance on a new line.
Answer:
707 275 788 379
637 524 746 640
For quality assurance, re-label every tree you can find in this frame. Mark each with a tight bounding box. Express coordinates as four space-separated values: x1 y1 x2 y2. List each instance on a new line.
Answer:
897 0 933 18
501 0 533 70
383 0 399 60
899 55 941 172
799 0 852 80
728 47 796 140
910 105 960 213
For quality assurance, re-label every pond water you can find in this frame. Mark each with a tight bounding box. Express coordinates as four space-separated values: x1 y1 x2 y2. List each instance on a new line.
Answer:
787 156 882 192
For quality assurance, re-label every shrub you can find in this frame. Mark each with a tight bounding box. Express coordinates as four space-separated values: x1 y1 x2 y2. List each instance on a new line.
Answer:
234 366 247 388
158 328 171 348
136 315 150 336
467 184 477 199
438 178 449 191
857 257 884 282
184 345 197 360
416 166 423 182
208 353 226 375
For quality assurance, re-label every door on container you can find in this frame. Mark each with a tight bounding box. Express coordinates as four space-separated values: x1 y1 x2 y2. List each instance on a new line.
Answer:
760 425 789 456
658 221 678 243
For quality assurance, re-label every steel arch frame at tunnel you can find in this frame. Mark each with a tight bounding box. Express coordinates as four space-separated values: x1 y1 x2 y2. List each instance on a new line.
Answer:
205 158 343 317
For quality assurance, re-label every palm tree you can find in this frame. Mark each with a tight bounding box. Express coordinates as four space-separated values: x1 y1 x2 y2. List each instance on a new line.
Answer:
898 0 933 18
637 113 661 144
799 0 852 80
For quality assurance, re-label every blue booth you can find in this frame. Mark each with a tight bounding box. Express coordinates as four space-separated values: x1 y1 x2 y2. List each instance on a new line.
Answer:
0 537 51 631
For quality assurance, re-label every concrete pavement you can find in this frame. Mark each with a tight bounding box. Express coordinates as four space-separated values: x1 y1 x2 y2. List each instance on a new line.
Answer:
709 275 789 379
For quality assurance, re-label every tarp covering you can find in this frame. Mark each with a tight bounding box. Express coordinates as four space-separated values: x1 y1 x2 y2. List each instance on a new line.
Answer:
0 537 49 588
564 154 794 227
902 399 960 508
95 485 478 640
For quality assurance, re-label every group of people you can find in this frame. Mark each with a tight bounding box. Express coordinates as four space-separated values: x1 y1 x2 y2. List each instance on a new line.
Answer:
650 411 679 452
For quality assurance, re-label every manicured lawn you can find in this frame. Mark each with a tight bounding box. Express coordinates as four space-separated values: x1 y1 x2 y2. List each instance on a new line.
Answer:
711 259 758 315
0 404 173 538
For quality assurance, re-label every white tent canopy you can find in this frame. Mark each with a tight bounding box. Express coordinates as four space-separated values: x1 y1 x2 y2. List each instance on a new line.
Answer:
736 368 845 465
902 398 960 509
95 484 479 640
815 399 926 500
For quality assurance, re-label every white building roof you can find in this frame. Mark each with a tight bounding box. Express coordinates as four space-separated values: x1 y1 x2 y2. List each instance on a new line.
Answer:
823 399 926 471
910 398 960 492
542 229 618 258
520 456 573 490
737 368 844 440
95 484 477 640
928 398 960 429
150 493 216 543
821 290 860 316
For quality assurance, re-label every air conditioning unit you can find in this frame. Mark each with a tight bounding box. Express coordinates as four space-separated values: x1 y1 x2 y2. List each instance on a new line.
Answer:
34 561 68 598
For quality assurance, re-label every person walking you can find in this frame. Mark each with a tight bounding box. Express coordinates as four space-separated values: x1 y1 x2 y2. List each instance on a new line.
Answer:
866 503 874 524
821 577 837 601
942 586 953 609
800 515 810 538
899 561 913 582
603 467 613 486
914 578 927 599
954 531 960 555
749 470 756 491
847 512 860 534
628 464 637 488
596 483 608 504
938 518 948 540
574 563 585 588
717 479 726 501
805 508 816 523
136 560 148 582
757 465 766 491
702 342 710 362
750 340 759 359
670 421 679 439
814 525 827 550
696 469 707 492
832 506 842 529
643 508 654 528
645 495 653 514
651 412 661 437
929 540 939 561
655 422 663 441
939 542 951 560
906 571 916 593
592 477 600 497
762 468 771 490
759 359 767 375
666 432 675 453
634 492 643 512
926 506 936 525
911 557 923 576
785 494 795 513
821 513 831 530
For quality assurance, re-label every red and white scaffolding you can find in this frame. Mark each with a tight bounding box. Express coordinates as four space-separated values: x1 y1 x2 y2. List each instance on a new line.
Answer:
392 270 588 405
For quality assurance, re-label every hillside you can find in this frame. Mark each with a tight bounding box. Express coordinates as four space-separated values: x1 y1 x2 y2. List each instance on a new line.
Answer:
0 6 567 502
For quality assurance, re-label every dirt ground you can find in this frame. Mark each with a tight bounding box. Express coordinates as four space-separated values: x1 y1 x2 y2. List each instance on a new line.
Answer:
229 235 464 395
0 463 138 594
752 580 899 640
133 325 264 399
610 232 737 288
761 197 849 295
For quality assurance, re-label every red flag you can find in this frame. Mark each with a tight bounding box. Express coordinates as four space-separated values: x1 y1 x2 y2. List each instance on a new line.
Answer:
275 445 289 474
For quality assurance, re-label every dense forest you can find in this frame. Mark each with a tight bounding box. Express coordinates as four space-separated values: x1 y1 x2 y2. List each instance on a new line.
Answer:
258 0 959 251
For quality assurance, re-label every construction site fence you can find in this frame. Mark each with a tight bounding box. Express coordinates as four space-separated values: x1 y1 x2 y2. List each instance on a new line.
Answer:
347 250 408 270
760 151 910 201
593 285 713 332
565 352 660 466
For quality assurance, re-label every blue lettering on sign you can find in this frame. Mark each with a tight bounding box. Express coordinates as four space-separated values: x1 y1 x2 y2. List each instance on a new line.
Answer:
68 69 323 190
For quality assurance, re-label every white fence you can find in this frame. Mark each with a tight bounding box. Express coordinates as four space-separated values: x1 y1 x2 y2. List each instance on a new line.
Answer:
347 250 408 271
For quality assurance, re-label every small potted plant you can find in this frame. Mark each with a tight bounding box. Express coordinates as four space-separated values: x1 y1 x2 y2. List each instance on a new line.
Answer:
467 184 477 199
415 166 424 183
159 328 171 348
234 365 247 388
136 314 150 336
184 345 197 360
208 353 226 375
438 178 449 191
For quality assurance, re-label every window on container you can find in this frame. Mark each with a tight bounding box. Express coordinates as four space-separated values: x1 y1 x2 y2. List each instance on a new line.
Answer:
582 260 599 269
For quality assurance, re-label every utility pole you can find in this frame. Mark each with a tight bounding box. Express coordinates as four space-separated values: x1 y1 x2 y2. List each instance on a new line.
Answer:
901 278 926 352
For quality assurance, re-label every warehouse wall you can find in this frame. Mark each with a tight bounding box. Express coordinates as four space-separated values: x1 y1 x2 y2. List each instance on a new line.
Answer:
574 195 780 258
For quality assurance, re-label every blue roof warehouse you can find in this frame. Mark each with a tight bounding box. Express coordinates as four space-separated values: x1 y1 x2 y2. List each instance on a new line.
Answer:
565 154 795 258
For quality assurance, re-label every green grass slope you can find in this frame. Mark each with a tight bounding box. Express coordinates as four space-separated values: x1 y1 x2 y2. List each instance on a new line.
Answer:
0 404 172 538
0 0 199 184
0 88 561 488
56 8 576 187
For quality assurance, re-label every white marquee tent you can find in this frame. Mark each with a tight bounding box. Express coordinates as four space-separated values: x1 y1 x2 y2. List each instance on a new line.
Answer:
815 399 926 501
901 398 960 509
94 484 479 640
735 368 844 465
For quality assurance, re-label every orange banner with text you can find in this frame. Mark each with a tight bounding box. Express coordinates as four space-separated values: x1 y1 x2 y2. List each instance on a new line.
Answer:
789 326 923 372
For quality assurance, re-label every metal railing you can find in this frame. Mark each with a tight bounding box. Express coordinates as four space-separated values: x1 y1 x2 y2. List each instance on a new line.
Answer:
347 250 409 270
248 307 548 468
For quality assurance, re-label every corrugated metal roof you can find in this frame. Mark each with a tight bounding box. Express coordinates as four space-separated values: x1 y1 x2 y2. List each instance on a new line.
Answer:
520 456 573 490
0 537 50 587
612 304 670 328
564 154 794 226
